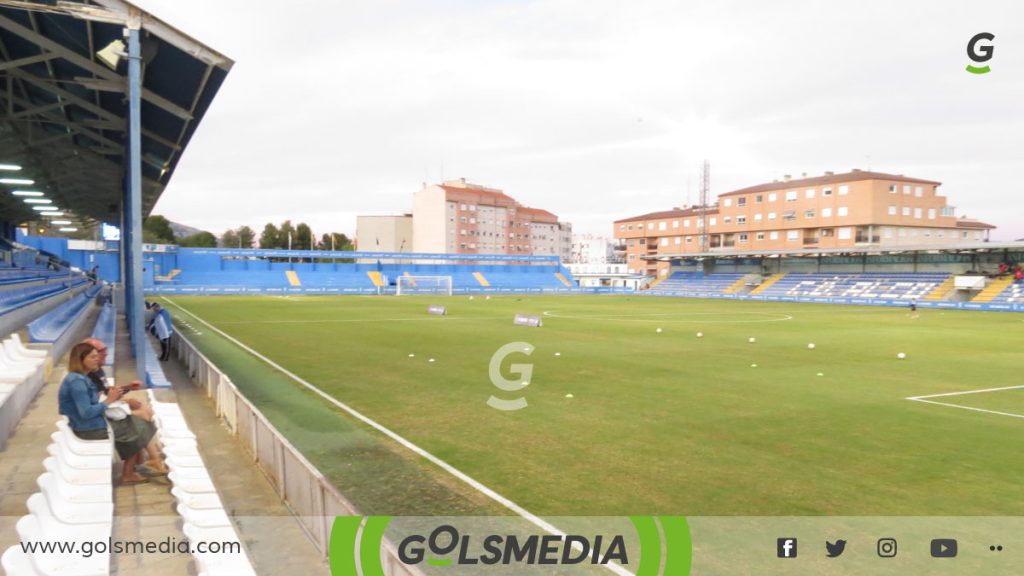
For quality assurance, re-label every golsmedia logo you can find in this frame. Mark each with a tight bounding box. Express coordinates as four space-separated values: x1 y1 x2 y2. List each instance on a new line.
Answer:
330 516 692 575
966 32 994 74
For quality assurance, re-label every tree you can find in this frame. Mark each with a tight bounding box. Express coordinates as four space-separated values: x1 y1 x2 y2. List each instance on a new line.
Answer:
178 231 217 247
295 223 313 251
237 225 256 249
143 215 175 244
259 223 279 249
277 220 294 249
220 229 240 248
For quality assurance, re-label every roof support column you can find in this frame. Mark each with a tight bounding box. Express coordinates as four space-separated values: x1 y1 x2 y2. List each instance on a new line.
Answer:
126 25 146 383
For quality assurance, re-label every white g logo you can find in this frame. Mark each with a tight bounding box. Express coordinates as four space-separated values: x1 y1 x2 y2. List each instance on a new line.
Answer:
486 342 533 411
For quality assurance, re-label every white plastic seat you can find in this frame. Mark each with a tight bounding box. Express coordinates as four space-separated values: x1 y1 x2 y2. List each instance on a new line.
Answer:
26 493 112 535
157 428 196 440
46 442 109 471
37 473 111 505
1 546 39 576
182 523 256 576
15 515 108 576
9 334 48 358
29 487 112 526
176 503 231 528
43 457 111 486
171 487 224 511
168 470 217 493
3 340 45 366
165 453 205 469
54 424 112 457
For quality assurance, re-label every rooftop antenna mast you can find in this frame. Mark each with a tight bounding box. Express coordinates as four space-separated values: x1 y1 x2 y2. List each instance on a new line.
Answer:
699 159 710 252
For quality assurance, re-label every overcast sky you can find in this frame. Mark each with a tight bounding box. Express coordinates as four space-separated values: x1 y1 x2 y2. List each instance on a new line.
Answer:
139 0 1024 241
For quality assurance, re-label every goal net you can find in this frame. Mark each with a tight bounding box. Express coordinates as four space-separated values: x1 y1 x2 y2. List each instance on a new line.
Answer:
395 275 453 296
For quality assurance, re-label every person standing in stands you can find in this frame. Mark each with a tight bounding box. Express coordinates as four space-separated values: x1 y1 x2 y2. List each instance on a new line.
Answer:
1016 268 1023 284
59 342 150 485
152 303 173 361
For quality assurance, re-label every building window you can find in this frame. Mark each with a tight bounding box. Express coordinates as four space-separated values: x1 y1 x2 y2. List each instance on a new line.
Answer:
469 205 476 211
787 230 799 240
806 189 815 199
686 237 693 244
838 227 852 240
821 228 834 237
710 217 717 226
928 208 936 220
823 188 833 196
914 207 922 219
724 198 732 207
783 211 796 221
460 229 466 236
755 195 763 203
838 185 849 195
768 212 777 220
628 254 636 260
768 192 778 202
674 237 681 245
804 209 814 219
902 206 911 216
737 216 746 225
838 206 849 217
923 229 931 238
659 222 667 231
822 207 832 217
724 216 732 224
470 218 476 224
767 231 779 240
915 186 923 197
884 227 894 239
619 224 625 230
941 206 956 217
627 224 632 230
673 220 679 228
889 184 897 193
739 233 748 243
754 213 763 222
737 197 747 207
888 205 897 215
683 220 691 228
661 237 668 246
785 191 798 201
648 223 654 230
756 232 765 240
903 185 911 195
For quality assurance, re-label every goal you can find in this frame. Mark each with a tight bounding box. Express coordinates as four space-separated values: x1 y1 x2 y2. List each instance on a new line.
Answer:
395 275 453 296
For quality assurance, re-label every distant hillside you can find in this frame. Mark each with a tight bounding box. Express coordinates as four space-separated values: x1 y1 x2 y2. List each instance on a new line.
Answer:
168 221 203 239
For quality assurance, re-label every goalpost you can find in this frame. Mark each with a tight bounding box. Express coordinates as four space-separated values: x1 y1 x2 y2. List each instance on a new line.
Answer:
395 275 453 296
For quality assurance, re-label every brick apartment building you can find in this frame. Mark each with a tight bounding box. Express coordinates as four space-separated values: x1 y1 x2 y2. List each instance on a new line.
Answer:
412 178 572 260
615 170 995 277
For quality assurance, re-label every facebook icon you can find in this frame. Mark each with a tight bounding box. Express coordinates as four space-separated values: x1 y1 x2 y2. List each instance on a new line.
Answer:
777 538 798 558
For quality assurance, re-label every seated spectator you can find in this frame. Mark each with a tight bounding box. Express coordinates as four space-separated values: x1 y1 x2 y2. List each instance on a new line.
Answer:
58 343 160 484
83 338 167 474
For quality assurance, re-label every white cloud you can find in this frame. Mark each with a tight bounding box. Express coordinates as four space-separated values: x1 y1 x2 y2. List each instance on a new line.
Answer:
141 0 1024 240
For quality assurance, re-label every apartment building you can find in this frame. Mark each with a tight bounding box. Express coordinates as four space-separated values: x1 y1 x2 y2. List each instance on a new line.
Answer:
614 170 995 277
412 178 572 258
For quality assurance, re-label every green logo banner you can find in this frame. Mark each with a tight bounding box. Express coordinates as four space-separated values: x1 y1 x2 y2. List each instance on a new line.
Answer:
329 516 691 576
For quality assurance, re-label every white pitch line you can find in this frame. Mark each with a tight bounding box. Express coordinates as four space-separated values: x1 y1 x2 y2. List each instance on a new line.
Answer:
160 297 634 576
907 384 1024 400
908 398 1024 420
215 316 510 325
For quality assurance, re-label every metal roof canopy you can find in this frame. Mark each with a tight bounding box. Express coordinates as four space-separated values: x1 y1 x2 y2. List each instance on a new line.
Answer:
646 241 1024 261
0 0 232 225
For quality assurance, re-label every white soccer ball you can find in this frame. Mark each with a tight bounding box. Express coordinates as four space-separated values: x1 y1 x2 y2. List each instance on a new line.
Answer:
565 393 574 398
408 353 415 358
486 296 491 300
748 337 756 343
817 372 824 377
808 343 816 350
554 352 561 357
469 296 474 300
751 363 758 368
428 358 436 363
897 352 906 360
696 332 703 338
656 328 662 333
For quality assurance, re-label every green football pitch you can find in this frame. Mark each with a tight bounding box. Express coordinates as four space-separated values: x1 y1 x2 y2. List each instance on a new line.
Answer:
158 294 1024 517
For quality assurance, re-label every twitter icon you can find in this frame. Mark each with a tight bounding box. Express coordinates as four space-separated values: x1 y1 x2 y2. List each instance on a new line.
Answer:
826 540 847 558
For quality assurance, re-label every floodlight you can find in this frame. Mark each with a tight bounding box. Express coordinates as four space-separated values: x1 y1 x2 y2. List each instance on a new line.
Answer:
59 227 79 232
0 178 34 185
11 190 43 196
50 220 72 225
23 198 51 204
32 205 58 211
40 211 64 216
0 164 21 171
96 39 126 70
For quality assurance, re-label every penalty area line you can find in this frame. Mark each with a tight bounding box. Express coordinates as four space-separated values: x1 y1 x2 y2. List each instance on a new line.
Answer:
159 297 635 576
907 397 1024 421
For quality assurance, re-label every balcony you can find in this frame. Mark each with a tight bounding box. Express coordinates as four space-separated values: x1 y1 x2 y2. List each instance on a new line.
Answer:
803 237 819 246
